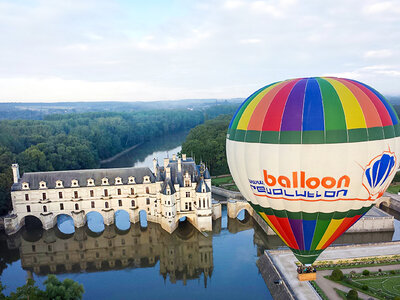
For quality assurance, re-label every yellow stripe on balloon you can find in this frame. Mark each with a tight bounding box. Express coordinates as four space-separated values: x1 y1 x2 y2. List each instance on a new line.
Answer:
237 83 281 130
323 78 366 130
316 218 343 250
259 212 290 247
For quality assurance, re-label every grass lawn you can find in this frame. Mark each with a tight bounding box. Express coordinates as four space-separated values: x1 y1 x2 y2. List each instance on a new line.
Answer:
387 183 400 194
353 275 400 298
211 175 235 185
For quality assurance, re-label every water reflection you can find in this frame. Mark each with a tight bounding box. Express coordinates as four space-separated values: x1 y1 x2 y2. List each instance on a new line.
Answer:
100 130 189 169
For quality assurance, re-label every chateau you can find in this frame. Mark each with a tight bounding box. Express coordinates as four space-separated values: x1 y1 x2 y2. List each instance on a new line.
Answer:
5 154 221 235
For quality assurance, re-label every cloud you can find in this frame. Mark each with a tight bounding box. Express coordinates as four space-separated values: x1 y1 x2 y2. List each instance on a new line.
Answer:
0 0 399 101
364 49 393 59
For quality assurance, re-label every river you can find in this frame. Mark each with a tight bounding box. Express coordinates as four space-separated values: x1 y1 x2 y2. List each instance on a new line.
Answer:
0 130 399 299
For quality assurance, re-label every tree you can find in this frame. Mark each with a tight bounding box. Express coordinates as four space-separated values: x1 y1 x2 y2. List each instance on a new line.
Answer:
362 269 370 276
346 289 358 300
44 275 84 300
0 276 84 300
330 268 344 281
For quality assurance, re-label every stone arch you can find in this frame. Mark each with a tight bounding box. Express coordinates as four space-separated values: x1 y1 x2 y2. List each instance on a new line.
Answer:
55 213 75 235
86 211 105 233
20 215 44 242
19 214 43 229
227 199 253 219
375 196 390 209
139 210 148 229
114 209 130 231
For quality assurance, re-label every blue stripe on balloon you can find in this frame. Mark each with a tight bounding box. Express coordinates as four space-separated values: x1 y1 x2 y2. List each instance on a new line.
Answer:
303 219 316 251
302 78 325 131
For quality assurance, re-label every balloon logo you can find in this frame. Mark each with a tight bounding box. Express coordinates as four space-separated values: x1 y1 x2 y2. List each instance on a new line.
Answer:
363 151 397 199
226 77 400 265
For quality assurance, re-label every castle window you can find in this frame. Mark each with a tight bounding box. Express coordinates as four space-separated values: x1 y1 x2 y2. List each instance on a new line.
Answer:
90 190 94 197
146 198 150 205
56 180 63 188
26 205 31 212
75 203 79 210
104 189 108 197
87 179 94 186
118 199 122 206
117 189 121 195
146 187 150 194
32 245 36 252
115 177 122 185
59 192 63 199
128 177 135 184
102 178 109 185
131 200 135 207
22 182 29 189
39 181 46 189
185 203 189 210
60 203 64 210
91 201 95 208
48 245 52 252
74 191 79 199
130 188 135 195
166 188 170 195
42 192 47 200
43 205 47 213
186 192 190 197
144 176 150 183
25 194 29 201
203 199 206 208
207 199 210 208
105 202 109 208
71 180 79 187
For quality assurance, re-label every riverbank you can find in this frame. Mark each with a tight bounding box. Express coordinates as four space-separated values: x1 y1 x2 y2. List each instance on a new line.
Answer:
99 143 142 164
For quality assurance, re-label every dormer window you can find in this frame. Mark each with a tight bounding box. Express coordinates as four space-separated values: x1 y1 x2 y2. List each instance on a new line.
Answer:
22 182 29 190
87 178 95 186
166 188 170 195
56 180 63 188
115 177 122 185
71 180 79 187
102 178 109 185
39 181 47 189
184 173 191 187
128 177 135 184
143 176 150 183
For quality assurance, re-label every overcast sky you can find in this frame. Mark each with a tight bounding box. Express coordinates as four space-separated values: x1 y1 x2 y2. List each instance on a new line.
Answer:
0 0 399 102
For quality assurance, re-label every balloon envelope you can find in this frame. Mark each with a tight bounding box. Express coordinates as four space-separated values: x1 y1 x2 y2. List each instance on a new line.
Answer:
226 77 400 264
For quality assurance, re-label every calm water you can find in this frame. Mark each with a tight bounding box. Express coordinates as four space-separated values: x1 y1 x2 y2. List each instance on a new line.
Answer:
0 131 398 299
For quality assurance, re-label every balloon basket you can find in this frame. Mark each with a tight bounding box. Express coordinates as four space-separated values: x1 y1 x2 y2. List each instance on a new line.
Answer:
297 272 316 281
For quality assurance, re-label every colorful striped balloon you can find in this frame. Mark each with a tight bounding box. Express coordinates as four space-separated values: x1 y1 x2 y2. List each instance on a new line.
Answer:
226 77 400 265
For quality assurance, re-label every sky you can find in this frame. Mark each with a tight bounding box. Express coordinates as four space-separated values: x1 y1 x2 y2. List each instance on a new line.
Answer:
0 0 399 102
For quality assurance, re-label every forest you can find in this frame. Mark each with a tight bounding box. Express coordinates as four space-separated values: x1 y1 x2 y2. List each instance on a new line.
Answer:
0 103 239 214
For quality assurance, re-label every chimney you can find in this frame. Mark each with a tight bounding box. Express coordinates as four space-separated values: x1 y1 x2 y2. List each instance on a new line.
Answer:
153 158 157 176
164 158 169 168
178 158 182 173
182 154 187 161
166 167 171 179
172 154 176 161
12 164 20 184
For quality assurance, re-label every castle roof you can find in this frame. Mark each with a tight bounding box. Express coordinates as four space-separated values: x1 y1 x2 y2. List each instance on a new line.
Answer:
12 167 155 191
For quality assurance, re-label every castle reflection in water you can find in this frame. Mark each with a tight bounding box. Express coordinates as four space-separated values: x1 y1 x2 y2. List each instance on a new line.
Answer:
0 211 395 287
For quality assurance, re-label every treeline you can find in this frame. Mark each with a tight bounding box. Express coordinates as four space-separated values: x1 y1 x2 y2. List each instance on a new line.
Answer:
0 104 239 214
181 115 232 176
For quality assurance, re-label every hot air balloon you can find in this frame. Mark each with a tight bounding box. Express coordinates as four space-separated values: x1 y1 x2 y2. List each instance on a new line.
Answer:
226 77 400 266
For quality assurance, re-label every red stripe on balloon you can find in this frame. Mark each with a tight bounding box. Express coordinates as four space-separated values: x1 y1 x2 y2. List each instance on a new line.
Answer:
262 79 301 131
275 216 300 249
265 214 297 249
320 215 362 249
346 79 393 127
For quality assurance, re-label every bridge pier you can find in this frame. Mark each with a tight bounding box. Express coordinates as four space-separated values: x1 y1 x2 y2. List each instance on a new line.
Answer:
227 198 253 219
41 213 56 230
102 209 115 226
129 208 139 224
4 214 23 235
72 211 86 228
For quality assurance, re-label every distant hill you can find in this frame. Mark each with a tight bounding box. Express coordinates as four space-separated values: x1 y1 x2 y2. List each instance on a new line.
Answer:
0 98 244 120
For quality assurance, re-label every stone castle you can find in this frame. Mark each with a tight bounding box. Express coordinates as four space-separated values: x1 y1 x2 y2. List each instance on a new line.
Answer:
5 154 222 235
